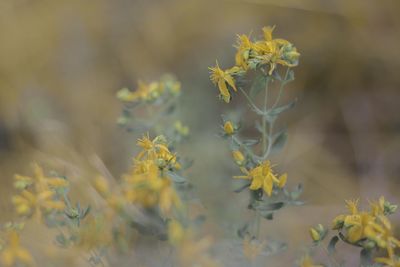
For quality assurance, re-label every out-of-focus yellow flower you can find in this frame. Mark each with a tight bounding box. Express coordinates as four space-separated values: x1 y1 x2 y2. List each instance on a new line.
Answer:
232 150 245 166
223 121 235 135
117 76 181 103
209 62 238 103
167 219 220 267
76 216 111 250
168 220 185 245
123 135 183 215
12 164 66 220
234 161 287 196
124 166 181 215
0 230 34 267
299 254 323 267
136 134 180 170
365 215 400 257
14 164 68 191
12 189 65 219
177 235 220 267
242 236 265 261
174 121 189 136
116 88 136 102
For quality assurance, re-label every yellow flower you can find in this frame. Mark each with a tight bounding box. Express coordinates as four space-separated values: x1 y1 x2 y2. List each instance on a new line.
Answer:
262 26 275 42
332 198 384 244
14 164 68 191
233 26 300 75
12 164 66 220
232 150 245 166
235 34 253 70
0 230 34 267
234 161 286 196
365 215 400 257
223 121 235 135
174 121 189 136
277 173 287 188
123 155 182 215
136 134 179 170
370 196 386 216
209 62 238 103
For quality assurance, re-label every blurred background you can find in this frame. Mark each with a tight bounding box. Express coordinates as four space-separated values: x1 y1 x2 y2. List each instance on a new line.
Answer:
1 0 400 266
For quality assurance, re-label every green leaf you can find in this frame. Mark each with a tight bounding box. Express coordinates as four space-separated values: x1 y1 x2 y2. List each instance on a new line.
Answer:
237 223 249 238
230 138 240 151
328 236 339 254
55 233 68 247
268 99 297 117
285 70 295 82
82 206 91 219
272 130 288 153
242 139 259 146
260 211 274 220
250 75 268 100
167 171 186 183
290 184 303 200
272 70 282 81
256 202 285 211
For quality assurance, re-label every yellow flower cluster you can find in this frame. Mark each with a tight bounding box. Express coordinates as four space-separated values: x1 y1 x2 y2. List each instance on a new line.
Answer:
117 75 181 103
122 134 182 215
333 197 399 266
209 26 300 103
234 160 287 196
12 164 68 220
0 230 34 267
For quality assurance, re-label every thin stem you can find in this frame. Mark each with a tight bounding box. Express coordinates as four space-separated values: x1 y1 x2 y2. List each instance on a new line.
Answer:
271 68 290 110
262 78 270 154
238 87 263 115
262 118 275 161
254 212 261 238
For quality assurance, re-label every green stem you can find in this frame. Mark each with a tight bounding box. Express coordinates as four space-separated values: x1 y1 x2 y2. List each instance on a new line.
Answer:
271 68 290 110
238 87 263 115
262 78 270 154
262 117 275 161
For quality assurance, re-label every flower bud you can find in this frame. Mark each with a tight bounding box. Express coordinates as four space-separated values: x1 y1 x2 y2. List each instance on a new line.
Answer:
232 150 245 166
224 121 235 135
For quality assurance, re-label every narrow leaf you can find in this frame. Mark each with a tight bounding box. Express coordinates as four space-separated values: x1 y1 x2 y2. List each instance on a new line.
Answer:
328 236 339 254
268 99 297 116
250 75 267 99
